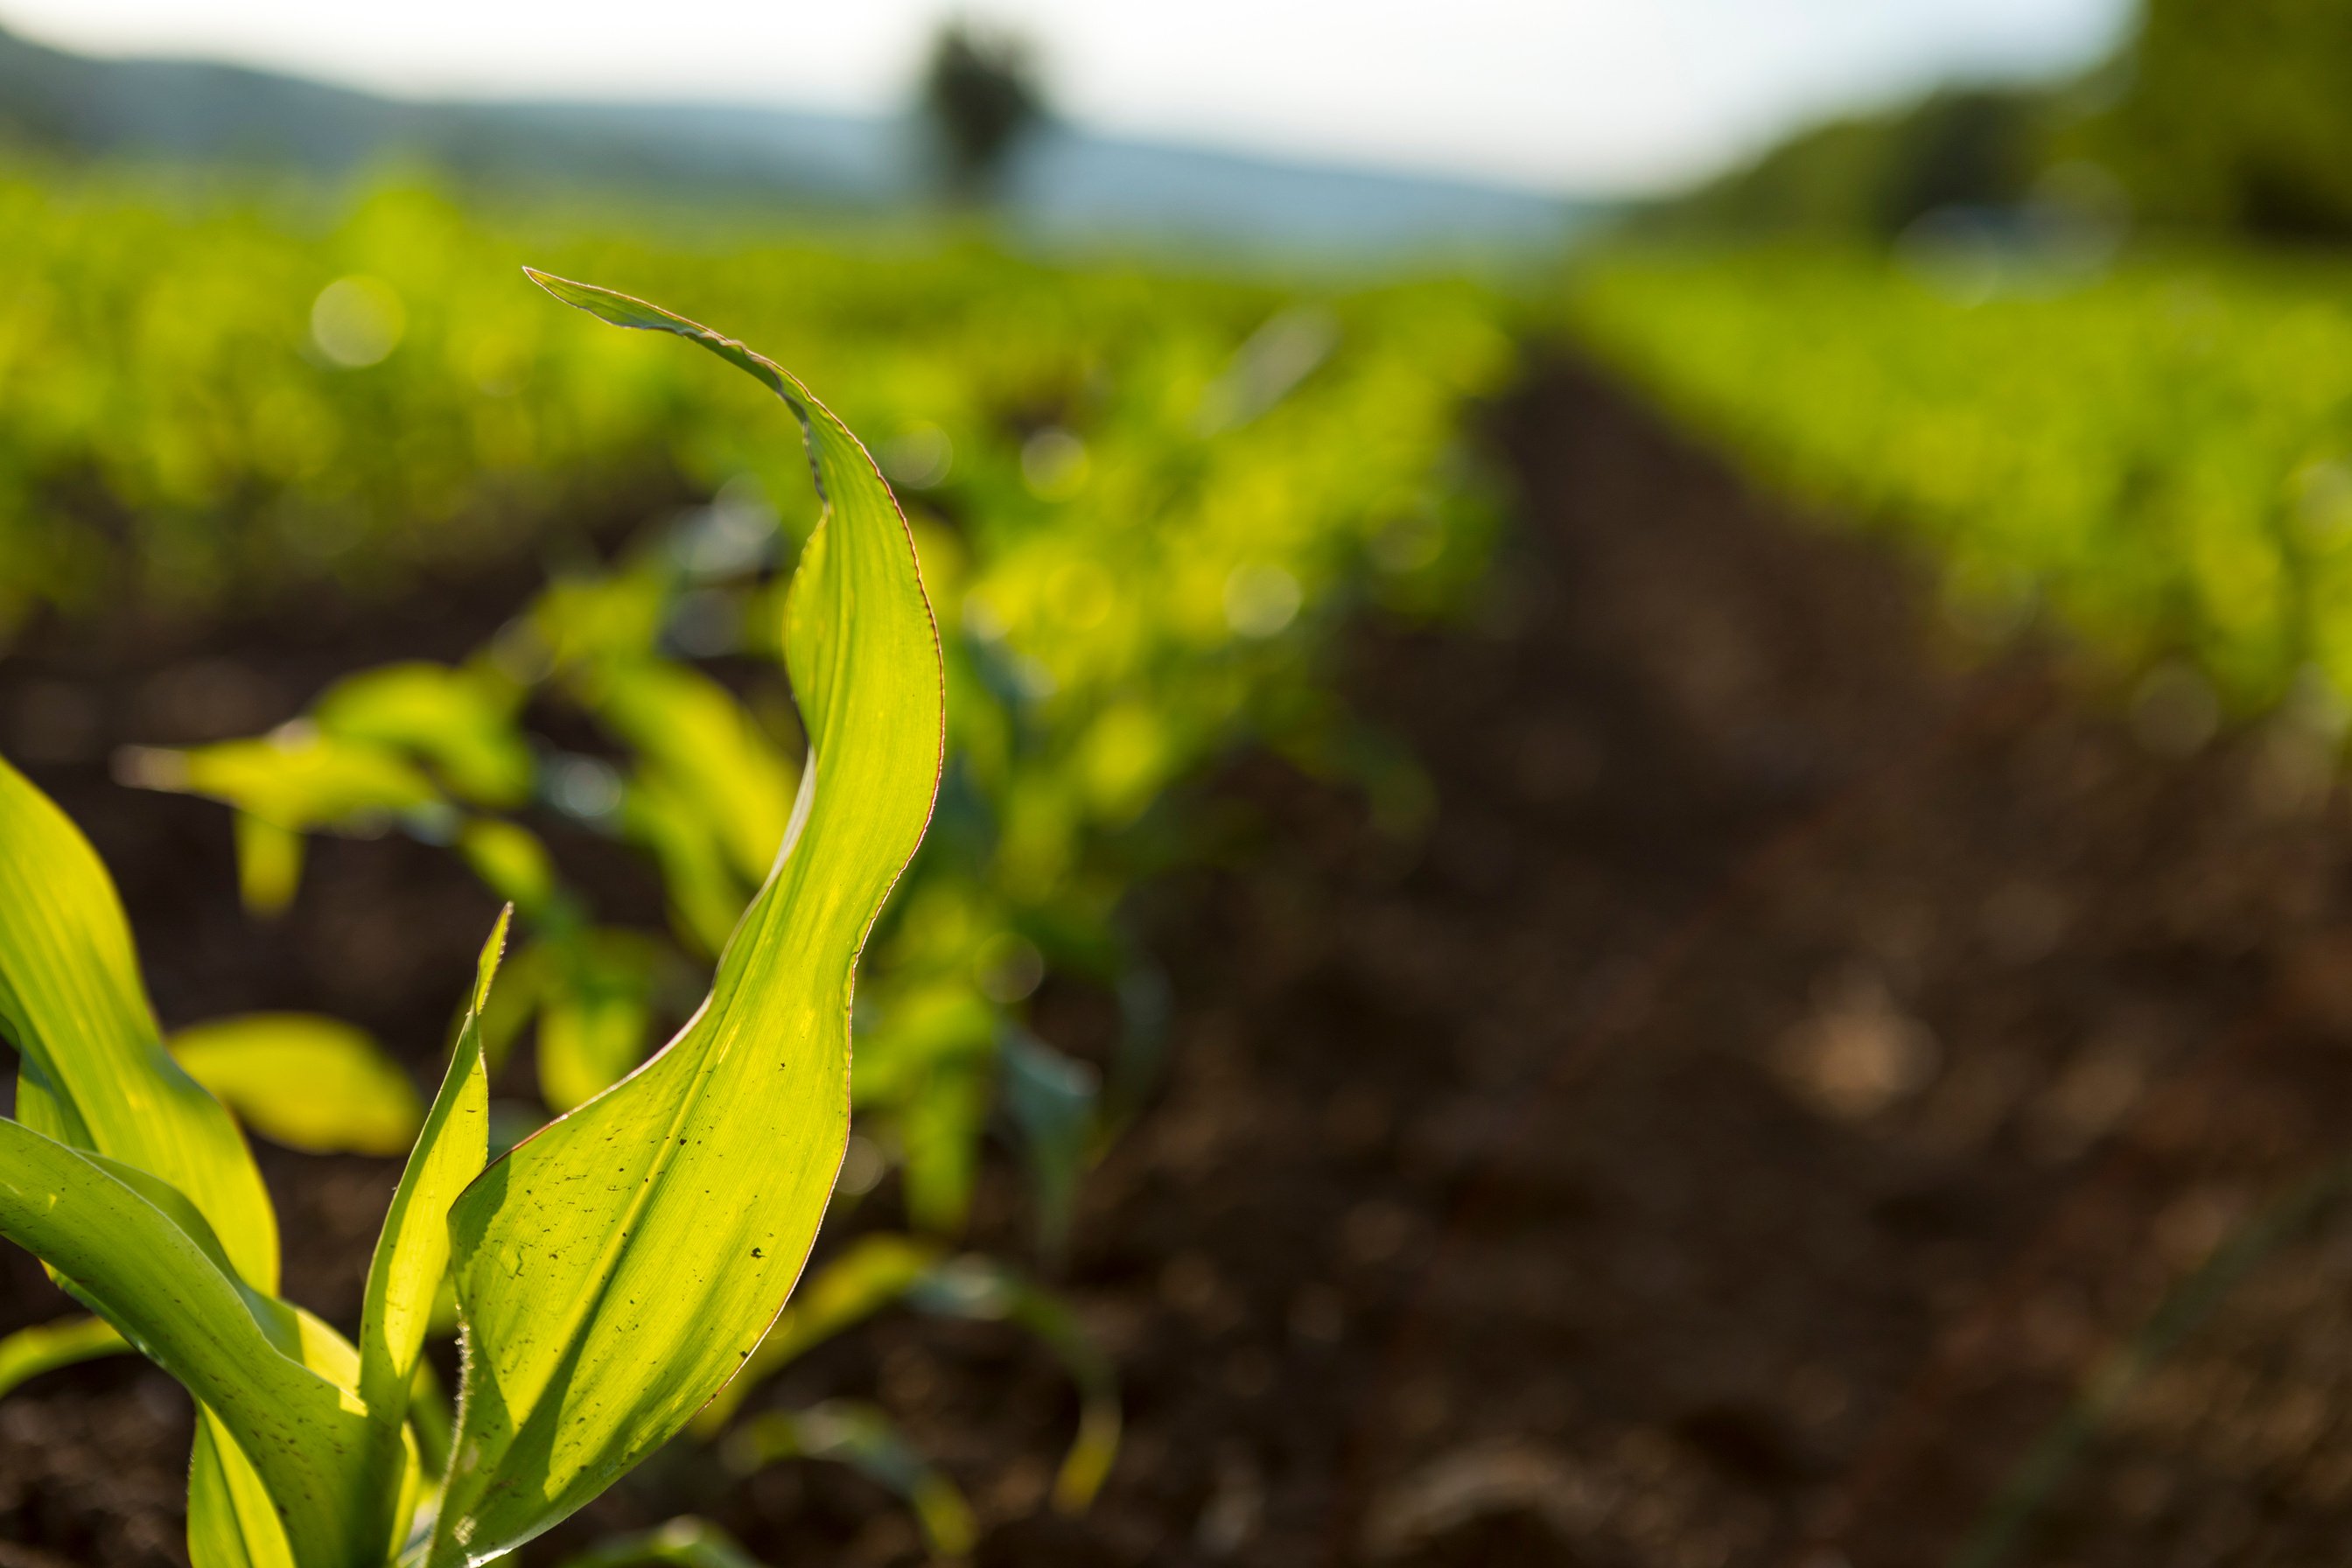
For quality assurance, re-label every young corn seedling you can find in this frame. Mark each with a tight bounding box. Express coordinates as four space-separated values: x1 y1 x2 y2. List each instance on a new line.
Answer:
64 280 1133 1553
0 273 945 1566
120 401 1144 1261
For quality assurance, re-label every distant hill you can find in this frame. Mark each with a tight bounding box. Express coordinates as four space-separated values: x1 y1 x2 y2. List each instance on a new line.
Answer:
0 20 1588 257
1633 0 2352 248
1634 84 2062 242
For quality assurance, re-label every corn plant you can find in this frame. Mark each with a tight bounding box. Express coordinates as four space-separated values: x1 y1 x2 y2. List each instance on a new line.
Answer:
0 273 945 1566
116 498 1138 1249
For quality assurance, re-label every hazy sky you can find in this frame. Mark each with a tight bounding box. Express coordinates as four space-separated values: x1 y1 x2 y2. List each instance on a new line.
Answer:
3 0 2136 193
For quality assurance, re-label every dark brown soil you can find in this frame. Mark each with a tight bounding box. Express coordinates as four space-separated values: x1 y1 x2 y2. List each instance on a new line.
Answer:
12 357 2352 1568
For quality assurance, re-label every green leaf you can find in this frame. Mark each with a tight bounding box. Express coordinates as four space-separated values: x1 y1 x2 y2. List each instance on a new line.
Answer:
0 1314 129 1399
126 728 446 831
556 1518 768 1568
691 1234 946 1435
456 820 564 923
171 1013 427 1157
850 982 995 1234
725 1401 976 1561
0 754 280 1292
998 1026 1099 1264
531 562 673 675
189 1409 295 1568
621 774 750 954
313 662 533 808
360 910 508 1440
692 1239 1117 1513
192 1400 429 1568
592 663 799 890
535 929 666 1113
122 725 454 915
428 276 943 1565
907 1257 1120 1510
0 1116 398 1567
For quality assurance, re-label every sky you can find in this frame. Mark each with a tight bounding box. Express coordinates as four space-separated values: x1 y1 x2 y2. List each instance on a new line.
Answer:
2 0 2138 195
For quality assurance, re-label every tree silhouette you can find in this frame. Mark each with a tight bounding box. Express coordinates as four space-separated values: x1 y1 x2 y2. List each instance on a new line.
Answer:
920 18 1046 204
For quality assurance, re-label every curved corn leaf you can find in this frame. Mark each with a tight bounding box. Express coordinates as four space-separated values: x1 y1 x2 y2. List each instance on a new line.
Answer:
557 1517 767 1568
0 1314 129 1399
907 1257 1120 1510
360 911 508 1435
0 1116 397 1567
850 982 996 1234
725 1401 976 1561
692 1233 945 1434
534 929 668 1113
692 1237 1117 1510
0 754 279 1291
428 275 943 1565
190 1409 296 1568
234 816 307 919
71 1146 418 1567
592 662 798 891
120 729 451 916
998 1026 1099 1264
456 820 564 924
313 662 533 808
192 1398 426 1568
171 1013 426 1158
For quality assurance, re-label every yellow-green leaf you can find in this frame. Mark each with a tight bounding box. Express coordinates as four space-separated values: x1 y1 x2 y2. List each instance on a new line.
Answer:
0 1116 396 1567
906 1256 1121 1510
188 1409 295 1568
0 1314 128 1400
457 819 564 922
314 662 533 808
428 276 943 1565
0 754 280 1291
360 910 508 1441
556 1517 767 1568
593 663 798 888
692 1234 945 1435
535 928 668 1113
127 728 444 831
725 1402 975 1560
171 1013 426 1157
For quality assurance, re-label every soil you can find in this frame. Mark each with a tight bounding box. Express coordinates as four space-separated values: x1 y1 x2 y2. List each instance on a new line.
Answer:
12 355 2352 1568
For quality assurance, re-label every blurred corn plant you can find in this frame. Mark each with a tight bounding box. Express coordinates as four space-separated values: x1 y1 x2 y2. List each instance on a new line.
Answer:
0 166 1513 638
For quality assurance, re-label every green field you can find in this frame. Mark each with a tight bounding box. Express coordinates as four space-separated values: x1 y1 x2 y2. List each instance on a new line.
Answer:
1 160 1519 1247
1569 245 2352 723
0 166 1513 627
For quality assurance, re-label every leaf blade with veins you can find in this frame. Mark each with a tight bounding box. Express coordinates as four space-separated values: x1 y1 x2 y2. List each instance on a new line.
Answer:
430 276 943 1565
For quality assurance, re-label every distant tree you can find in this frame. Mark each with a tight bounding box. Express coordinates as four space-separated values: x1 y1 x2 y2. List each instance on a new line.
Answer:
2090 0 2352 240
920 18 1046 204
1640 87 2054 242
1630 0 2352 246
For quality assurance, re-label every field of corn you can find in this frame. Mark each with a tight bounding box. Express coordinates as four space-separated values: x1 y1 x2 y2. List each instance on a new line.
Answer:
1567 245 2352 726
23 149 2352 1568
0 162 1525 1567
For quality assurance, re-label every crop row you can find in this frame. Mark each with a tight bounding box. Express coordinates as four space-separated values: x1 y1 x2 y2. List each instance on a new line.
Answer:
1567 245 2352 725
